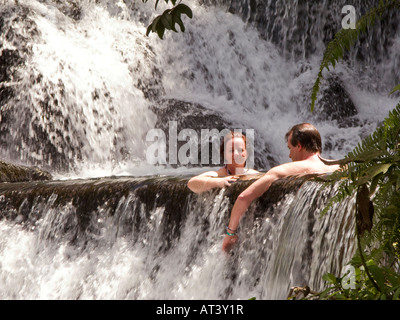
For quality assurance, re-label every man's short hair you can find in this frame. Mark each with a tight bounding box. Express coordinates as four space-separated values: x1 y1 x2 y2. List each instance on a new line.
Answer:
285 123 322 153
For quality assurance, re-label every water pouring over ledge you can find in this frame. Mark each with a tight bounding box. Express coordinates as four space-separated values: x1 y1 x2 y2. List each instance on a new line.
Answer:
0 0 398 299
0 172 355 299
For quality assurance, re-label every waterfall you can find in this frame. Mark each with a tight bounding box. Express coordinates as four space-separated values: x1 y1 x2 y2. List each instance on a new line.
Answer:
1 0 398 175
0 0 398 300
0 175 355 299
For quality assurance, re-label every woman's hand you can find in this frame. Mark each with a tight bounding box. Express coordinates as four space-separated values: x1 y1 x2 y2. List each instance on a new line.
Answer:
222 233 238 253
217 175 239 188
188 173 239 194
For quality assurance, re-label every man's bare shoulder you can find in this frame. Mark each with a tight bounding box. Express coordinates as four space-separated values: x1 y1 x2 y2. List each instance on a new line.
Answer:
267 157 339 179
268 161 307 178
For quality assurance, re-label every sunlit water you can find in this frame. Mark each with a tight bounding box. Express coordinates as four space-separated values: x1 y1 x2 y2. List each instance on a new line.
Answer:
1 0 398 176
0 0 398 299
0 177 355 299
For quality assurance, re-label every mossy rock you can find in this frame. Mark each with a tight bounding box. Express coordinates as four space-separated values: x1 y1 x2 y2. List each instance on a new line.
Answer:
0 160 52 182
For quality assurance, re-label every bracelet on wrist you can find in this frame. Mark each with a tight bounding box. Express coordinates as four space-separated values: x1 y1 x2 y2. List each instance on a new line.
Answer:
226 226 237 236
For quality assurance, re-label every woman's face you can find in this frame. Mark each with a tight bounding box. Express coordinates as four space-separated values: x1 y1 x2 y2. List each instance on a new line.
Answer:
225 137 247 166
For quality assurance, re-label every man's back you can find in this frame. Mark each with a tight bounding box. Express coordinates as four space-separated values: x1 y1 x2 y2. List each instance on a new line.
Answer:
269 154 339 180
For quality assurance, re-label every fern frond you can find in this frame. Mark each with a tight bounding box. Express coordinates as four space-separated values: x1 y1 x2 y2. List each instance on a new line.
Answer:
390 84 400 96
321 101 400 215
310 0 400 111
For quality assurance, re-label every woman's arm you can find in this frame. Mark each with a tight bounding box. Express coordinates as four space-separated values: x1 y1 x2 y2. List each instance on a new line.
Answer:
187 171 239 194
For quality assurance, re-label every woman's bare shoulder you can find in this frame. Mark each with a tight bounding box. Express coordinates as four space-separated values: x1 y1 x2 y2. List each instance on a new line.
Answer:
196 168 225 178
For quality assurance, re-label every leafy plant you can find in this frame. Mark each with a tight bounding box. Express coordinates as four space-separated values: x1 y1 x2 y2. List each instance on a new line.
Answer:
142 0 193 39
315 260 400 300
309 0 400 300
315 103 400 299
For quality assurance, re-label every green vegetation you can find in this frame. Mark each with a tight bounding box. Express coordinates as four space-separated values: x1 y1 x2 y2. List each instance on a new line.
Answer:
314 104 400 300
309 0 400 300
142 0 193 39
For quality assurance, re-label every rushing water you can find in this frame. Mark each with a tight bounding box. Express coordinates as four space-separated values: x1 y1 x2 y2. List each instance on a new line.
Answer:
0 175 355 299
1 0 398 175
0 0 398 300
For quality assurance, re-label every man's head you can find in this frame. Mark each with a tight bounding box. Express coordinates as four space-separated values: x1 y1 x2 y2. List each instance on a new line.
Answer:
285 123 322 161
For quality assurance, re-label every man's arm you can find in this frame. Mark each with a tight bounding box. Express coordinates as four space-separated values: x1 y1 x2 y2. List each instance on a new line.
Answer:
222 169 281 252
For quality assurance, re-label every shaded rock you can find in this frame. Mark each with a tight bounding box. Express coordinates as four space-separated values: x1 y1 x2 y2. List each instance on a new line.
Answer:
315 74 359 127
199 0 400 60
0 160 52 182
49 0 82 21
0 172 333 256
150 98 276 170
150 98 234 168
0 175 192 250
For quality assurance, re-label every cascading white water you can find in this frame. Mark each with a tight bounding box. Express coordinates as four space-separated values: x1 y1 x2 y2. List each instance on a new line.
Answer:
0 177 355 299
1 0 398 176
1 0 160 173
0 0 398 300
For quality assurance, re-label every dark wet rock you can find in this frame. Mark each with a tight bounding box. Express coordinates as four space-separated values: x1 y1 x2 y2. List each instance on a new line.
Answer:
150 98 234 168
199 0 400 60
150 98 277 170
0 159 52 182
0 173 319 247
313 74 359 127
0 175 194 249
49 0 82 21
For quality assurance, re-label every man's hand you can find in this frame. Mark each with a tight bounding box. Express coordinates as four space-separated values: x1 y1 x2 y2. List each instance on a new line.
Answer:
222 234 238 253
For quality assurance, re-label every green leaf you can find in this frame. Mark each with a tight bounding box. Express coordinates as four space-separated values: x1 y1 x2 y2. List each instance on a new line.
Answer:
146 2 193 38
357 163 393 185
173 14 185 32
348 148 387 164
369 173 382 194
396 174 400 190
386 273 400 288
394 287 400 300
319 287 334 297
390 84 400 95
323 273 338 285
160 10 174 30
368 265 385 291
156 24 165 39
173 3 193 19
146 24 152 36
151 15 162 32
